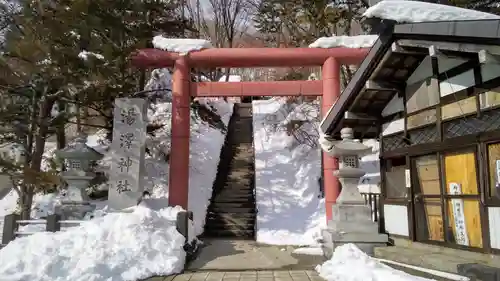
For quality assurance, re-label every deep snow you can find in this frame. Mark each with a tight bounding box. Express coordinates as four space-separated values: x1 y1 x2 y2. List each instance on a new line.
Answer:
253 98 380 246
253 98 324 246
0 205 186 281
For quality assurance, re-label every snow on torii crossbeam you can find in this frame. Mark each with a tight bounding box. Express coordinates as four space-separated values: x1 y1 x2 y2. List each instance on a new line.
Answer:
130 45 369 221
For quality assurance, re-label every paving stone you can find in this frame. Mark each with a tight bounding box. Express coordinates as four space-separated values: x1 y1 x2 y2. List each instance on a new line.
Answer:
144 277 166 281
173 274 192 281
255 277 274 281
190 272 209 281
274 278 293 281
273 271 291 277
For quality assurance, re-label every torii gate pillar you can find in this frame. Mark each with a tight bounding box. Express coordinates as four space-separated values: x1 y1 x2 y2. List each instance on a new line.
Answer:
168 56 191 208
321 57 341 221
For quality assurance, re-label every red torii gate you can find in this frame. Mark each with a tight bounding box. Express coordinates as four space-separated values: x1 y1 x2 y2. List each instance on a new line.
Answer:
131 47 368 221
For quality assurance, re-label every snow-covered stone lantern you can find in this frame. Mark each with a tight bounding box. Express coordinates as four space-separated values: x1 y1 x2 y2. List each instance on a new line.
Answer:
54 133 103 219
320 127 388 258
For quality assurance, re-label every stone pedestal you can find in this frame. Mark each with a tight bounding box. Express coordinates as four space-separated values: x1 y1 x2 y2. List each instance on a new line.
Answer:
320 127 388 258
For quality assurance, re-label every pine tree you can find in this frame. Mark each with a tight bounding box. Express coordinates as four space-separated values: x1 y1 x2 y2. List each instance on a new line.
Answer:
0 0 192 219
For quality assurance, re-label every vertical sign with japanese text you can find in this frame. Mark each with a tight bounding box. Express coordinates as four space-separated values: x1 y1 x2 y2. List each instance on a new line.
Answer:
449 182 469 246
108 98 147 210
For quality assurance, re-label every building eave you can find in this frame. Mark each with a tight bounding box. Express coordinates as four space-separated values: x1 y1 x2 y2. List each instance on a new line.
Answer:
320 19 500 138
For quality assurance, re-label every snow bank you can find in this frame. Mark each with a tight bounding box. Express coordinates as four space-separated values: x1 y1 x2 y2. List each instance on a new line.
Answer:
152 36 212 54
309 35 378 49
363 0 500 23
0 205 186 281
253 98 324 246
254 99 381 246
316 244 432 281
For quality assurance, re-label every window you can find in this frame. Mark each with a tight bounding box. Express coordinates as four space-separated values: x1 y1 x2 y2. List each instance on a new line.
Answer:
384 157 407 199
479 87 500 110
407 108 437 129
487 142 500 198
441 96 477 121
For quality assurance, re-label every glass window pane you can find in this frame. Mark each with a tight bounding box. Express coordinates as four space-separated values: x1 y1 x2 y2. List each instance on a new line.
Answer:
407 108 437 129
441 96 477 121
487 143 500 198
414 155 440 195
385 157 407 199
415 198 444 242
444 151 478 195
446 199 483 248
479 88 500 110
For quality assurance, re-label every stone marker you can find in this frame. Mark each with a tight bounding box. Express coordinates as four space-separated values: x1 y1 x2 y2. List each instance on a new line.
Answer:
108 98 147 210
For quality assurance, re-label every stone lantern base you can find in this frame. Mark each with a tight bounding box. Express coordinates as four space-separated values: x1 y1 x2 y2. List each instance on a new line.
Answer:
55 202 96 220
321 202 388 259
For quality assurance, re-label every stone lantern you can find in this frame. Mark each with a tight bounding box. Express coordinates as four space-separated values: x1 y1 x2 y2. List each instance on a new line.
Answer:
320 127 388 258
54 133 103 219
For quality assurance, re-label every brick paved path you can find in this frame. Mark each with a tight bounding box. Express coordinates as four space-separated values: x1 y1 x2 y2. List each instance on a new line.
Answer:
146 270 324 281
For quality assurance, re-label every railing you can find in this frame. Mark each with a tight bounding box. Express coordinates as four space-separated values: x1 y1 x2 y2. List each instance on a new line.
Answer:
360 192 381 223
1 211 194 249
1 214 82 248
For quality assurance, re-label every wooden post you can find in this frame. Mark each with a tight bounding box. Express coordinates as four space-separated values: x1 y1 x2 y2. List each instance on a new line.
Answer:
46 214 61 232
2 213 19 245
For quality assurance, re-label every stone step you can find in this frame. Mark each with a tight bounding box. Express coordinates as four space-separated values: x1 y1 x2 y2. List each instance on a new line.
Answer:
204 221 255 231
213 188 254 195
206 212 256 220
208 206 256 213
212 195 254 202
203 228 255 238
210 202 255 208
206 214 255 224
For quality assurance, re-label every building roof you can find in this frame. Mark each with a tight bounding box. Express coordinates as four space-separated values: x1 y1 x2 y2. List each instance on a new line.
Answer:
320 19 500 139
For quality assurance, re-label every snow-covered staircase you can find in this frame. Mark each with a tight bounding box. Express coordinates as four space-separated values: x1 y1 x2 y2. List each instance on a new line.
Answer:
204 103 256 239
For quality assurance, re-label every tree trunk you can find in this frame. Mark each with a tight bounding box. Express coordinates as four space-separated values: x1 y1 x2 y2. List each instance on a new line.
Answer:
20 98 55 220
19 185 33 220
56 101 66 150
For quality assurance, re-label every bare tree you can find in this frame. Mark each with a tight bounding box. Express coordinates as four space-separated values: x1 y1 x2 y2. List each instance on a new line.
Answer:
186 0 253 81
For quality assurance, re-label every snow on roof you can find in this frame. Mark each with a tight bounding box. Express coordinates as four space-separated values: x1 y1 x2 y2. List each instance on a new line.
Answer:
152 36 212 54
363 0 500 23
309 35 378 49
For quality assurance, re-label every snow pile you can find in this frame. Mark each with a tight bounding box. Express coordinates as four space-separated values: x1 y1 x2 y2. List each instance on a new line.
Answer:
363 0 500 23
253 98 324 246
316 243 432 281
309 35 378 49
152 36 212 54
0 205 186 281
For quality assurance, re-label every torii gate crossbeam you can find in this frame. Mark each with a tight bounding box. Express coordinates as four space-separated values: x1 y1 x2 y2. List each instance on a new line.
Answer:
131 46 369 221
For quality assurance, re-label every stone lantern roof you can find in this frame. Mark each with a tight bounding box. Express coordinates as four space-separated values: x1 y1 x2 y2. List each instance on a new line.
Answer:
55 134 103 161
